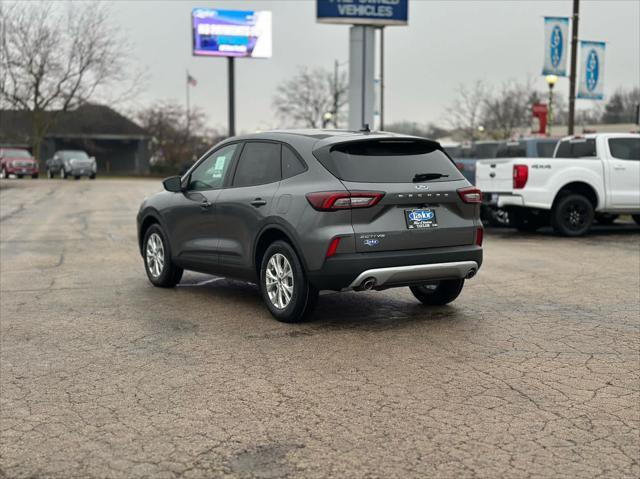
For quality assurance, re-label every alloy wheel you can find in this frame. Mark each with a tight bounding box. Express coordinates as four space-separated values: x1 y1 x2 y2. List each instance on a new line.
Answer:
145 233 165 278
563 202 588 230
265 253 294 309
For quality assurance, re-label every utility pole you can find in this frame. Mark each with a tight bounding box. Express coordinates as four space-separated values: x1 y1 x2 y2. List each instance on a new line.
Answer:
333 59 339 128
228 57 235 137
568 0 580 135
379 27 385 131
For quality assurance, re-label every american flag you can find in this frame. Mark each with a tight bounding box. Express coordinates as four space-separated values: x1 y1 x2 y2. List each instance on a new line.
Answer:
187 73 197 87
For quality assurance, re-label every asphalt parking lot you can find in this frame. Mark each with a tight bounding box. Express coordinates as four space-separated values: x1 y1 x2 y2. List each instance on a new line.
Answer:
1 178 639 479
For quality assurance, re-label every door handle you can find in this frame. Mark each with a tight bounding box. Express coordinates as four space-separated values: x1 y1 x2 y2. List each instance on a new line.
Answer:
200 199 213 209
613 165 626 170
250 198 267 207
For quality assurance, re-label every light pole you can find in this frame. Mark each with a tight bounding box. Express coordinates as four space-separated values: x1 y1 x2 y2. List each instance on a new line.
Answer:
546 74 558 137
322 112 333 129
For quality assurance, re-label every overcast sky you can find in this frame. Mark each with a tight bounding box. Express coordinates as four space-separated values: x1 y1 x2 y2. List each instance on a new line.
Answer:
105 0 640 133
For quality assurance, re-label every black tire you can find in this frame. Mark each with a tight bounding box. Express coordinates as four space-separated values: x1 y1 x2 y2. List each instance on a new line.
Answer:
259 240 318 323
89 174 96 180
143 224 183 287
74 175 80 180
510 209 546 233
410 279 465 306
481 205 510 227
632 215 640 226
31 173 39 179
17 174 23 179
551 194 594 237
595 213 618 225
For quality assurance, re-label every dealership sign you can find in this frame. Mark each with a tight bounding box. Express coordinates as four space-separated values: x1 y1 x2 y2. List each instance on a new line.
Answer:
542 16 569 76
192 9 272 58
578 41 606 100
317 0 408 26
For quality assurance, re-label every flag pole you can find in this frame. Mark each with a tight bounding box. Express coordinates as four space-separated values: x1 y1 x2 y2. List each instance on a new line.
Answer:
186 70 191 135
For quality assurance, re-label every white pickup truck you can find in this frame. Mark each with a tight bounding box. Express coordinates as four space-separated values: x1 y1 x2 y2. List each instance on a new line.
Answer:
476 133 640 236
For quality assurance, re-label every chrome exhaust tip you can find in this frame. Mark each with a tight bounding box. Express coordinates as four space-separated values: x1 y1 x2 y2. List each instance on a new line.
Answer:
466 268 477 279
360 277 377 291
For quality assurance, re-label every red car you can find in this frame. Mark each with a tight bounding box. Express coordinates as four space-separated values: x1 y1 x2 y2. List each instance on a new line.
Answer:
0 148 39 179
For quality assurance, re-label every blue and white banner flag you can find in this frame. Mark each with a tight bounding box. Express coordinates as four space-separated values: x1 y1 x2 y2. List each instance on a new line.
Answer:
542 17 569 76
577 41 606 100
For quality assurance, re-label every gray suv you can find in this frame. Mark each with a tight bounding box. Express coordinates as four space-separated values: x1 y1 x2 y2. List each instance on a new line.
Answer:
137 130 484 322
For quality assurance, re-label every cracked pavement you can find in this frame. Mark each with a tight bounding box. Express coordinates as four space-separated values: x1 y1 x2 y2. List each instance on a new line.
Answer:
1 179 639 478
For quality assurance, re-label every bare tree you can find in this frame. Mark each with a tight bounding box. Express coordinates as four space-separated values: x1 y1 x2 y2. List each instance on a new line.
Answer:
0 1 141 163
482 79 535 139
602 87 640 124
136 101 222 174
447 80 488 141
273 66 347 128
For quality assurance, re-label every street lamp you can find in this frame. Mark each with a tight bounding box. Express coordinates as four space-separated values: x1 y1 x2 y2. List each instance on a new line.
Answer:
322 111 333 129
545 74 558 137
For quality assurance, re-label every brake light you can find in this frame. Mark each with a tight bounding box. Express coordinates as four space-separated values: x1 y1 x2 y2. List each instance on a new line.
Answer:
513 164 528 189
457 186 482 204
326 237 341 257
306 191 384 211
475 227 484 246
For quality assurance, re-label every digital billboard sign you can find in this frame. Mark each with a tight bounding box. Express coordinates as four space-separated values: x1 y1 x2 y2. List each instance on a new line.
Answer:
317 0 408 26
192 9 272 58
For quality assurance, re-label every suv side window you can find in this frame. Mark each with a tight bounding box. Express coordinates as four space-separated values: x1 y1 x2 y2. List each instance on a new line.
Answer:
608 138 640 161
282 145 306 179
233 142 281 187
188 143 237 191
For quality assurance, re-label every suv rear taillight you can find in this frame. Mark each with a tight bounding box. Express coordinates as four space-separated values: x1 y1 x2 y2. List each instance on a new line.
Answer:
513 164 528 189
457 186 482 204
306 191 384 211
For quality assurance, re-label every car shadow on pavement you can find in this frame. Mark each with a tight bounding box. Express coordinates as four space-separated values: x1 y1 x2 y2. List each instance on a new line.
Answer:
485 223 640 238
174 273 465 331
308 291 464 331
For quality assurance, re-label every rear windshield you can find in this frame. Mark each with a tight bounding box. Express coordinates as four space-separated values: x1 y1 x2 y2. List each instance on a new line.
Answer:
60 151 89 160
317 140 464 183
536 141 558 157
496 142 526 158
471 142 500 159
555 139 596 158
2 149 31 158
608 138 640 161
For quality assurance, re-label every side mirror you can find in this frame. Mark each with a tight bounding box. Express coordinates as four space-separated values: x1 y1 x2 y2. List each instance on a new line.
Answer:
163 175 183 193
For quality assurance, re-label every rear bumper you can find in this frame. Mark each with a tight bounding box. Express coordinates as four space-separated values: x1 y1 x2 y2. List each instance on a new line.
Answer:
307 245 483 291
483 192 523 208
67 168 94 177
6 166 38 175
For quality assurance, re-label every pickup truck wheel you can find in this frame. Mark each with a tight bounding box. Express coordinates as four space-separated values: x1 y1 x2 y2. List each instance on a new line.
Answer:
31 173 39 179
595 213 618 225
143 225 183 287
410 279 464 306
551 194 594 237
632 215 640 226
260 240 318 323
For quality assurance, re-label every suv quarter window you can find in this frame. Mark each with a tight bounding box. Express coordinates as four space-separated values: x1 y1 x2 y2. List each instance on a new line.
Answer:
187 143 238 191
282 145 307 179
232 141 282 187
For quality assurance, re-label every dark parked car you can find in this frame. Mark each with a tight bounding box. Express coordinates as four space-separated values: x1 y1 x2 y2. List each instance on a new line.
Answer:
46 150 97 180
137 130 484 322
0 148 39 179
450 141 502 184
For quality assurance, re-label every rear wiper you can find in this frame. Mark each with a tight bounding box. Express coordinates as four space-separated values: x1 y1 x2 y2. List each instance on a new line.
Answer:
412 173 449 183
